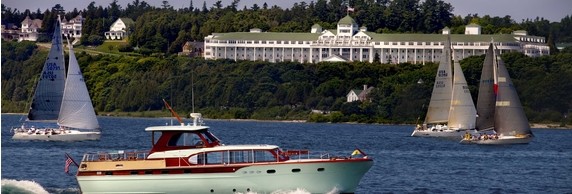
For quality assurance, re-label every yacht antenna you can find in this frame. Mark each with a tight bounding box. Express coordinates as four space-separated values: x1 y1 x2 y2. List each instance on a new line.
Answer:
191 70 195 113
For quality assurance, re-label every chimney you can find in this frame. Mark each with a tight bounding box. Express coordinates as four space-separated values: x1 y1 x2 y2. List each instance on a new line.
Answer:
363 85 367 90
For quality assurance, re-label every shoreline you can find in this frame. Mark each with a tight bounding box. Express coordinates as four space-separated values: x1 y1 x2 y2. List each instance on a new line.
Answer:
2 112 570 129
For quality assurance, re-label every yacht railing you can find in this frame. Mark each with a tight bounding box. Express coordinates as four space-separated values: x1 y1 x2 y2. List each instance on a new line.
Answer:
82 150 149 162
82 149 354 163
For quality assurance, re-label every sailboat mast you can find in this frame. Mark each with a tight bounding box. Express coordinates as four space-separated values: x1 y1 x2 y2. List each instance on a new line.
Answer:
492 43 499 95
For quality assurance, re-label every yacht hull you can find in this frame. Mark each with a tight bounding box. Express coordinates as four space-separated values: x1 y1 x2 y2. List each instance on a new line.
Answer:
12 130 100 141
459 136 532 145
77 159 373 194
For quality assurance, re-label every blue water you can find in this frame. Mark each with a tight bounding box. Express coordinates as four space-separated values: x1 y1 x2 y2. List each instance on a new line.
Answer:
2 113 572 193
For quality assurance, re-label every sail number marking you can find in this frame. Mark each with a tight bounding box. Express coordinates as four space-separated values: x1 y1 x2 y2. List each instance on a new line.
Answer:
42 63 61 79
437 70 448 77
435 81 445 88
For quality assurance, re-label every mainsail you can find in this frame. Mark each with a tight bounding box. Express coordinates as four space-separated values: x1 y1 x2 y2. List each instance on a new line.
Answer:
475 44 496 131
57 44 100 130
492 45 531 136
424 36 453 124
27 20 66 121
447 59 476 129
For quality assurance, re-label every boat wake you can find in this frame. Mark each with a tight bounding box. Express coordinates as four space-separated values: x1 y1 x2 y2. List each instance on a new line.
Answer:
1 179 49 194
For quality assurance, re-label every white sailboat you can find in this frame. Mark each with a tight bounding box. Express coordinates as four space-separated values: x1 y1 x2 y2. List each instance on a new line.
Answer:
412 35 477 138
12 18 101 141
460 42 533 144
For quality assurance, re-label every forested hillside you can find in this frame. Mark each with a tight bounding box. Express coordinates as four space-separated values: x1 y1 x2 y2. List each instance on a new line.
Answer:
2 40 571 125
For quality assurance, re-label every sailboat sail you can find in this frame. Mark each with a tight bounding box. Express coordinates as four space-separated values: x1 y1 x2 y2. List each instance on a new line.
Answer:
27 20 66 121
475 44 496 131
425 36 453 124
448 59 476 129
492 46 531 136
57 44 100 130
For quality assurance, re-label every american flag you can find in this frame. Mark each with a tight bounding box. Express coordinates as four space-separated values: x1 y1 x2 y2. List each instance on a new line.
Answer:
65 153 77 175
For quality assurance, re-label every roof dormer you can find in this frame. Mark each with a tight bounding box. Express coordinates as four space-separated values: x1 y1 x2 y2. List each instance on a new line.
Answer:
337 15 358 37
465 23 481 35
311 24 322 33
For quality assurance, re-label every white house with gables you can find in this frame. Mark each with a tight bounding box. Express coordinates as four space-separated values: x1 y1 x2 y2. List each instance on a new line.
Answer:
105 18 135 40
61 15 84 39
347 85 374 102
204 15 549 64
19 16 42 41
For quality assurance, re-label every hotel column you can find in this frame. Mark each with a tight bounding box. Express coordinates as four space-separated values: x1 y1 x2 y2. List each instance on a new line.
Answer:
414 48 417 64
381 48 384 63
234 46 237 61
423 48 427 65
405 48 408 63
359 48 363 62
350 47 353 62
319 47 322 62
224 47 227 60
398 48 401 63
300 48 303 62
291 48 294 62
369 47 374 63
309 47 313 63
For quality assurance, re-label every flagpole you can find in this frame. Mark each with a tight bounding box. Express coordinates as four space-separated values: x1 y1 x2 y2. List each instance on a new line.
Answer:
65 153 79 167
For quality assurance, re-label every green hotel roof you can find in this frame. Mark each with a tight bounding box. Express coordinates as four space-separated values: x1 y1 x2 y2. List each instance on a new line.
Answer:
363 32 518 42
212 32 321 41
210 31 518 42
338 15 357 25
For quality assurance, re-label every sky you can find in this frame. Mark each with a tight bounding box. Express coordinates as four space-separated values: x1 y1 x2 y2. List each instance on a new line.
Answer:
2 0 571 22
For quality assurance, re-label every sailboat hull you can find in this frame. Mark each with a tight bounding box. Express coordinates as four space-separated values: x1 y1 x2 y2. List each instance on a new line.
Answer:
459 135 533 145
411 128 473 139
12 130 100 141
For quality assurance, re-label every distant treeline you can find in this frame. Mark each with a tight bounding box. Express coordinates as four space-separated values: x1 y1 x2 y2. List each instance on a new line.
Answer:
2 40 571 125
2 0 571 54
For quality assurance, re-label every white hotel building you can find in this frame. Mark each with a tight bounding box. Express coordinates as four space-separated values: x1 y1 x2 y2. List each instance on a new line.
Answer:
204 15 549 64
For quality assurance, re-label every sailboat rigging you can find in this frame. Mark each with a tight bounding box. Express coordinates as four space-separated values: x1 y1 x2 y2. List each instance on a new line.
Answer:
12 17 101 141
411 35 477 138
460 42 533 144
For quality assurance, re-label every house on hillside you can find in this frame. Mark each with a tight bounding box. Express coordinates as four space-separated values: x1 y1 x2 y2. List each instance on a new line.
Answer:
105 18 135 40
347 85 374 102
2 24 20 41
178 41 205 57
19 16 42 41
61 15 84 39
